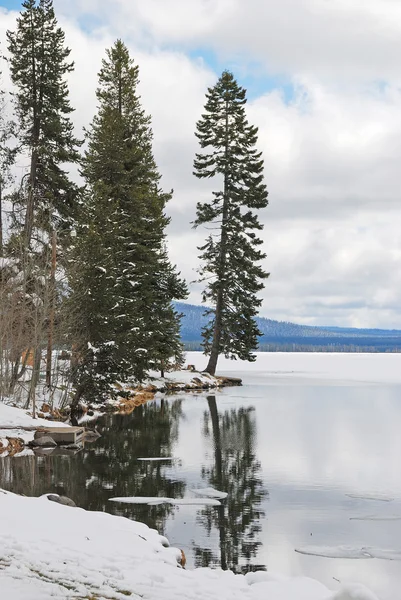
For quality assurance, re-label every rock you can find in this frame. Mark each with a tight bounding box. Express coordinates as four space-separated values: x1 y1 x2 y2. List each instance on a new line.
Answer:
34 429 48 440
84 428 101 441
32 447 55 456
30 435 57 448
144 384 157 393
47 494 76 507
59 443 81 450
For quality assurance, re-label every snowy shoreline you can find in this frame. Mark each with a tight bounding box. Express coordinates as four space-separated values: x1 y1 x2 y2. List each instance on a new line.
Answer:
0 368 238 456
0 488 378 600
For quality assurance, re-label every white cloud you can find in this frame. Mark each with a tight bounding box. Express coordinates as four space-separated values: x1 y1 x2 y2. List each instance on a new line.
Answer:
2 1 401 327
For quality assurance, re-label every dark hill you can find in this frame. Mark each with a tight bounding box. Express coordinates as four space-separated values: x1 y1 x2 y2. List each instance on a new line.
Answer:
175 302 401 353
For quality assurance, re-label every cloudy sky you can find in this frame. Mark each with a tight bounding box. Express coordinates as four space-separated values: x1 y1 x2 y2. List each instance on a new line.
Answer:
1 0 401 328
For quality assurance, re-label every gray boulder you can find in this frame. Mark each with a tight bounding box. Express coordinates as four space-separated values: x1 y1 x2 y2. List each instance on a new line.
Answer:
47 494 76 507
30 435 57 448
34 429 49 439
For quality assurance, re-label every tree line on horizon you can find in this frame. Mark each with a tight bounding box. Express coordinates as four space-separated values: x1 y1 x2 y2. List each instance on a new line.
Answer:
0 0 269 407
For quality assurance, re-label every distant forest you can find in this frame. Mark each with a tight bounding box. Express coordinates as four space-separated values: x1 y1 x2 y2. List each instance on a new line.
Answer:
177 303 401 353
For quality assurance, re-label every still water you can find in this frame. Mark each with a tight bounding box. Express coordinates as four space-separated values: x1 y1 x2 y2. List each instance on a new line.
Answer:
1 353 401 599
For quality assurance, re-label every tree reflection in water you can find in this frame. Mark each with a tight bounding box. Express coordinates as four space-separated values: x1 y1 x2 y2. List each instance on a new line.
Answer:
0 398 185 534
194 395 268 573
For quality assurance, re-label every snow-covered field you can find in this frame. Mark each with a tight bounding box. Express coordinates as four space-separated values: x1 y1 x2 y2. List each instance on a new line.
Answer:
0 488 378 600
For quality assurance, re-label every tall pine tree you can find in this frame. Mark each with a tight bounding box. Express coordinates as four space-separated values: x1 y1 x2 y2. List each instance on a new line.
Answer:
5 0 80 400
70 40 187 402
7 0 80 245
0 52 16 254
193 71 268 375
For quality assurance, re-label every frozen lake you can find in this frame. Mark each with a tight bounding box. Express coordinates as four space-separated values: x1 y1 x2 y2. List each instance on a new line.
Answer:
2 352 401 599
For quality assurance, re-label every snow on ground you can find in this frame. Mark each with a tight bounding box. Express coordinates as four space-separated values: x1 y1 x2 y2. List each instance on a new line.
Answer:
0 403 69 448
147 368 218 389
0 489 378 600
0 403 67 429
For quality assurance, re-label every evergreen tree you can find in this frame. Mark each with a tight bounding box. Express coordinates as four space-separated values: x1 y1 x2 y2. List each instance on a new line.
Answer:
193 71 269 375
70 40 187 402
7 0 80 245
0 51 16 254
5 0 80 401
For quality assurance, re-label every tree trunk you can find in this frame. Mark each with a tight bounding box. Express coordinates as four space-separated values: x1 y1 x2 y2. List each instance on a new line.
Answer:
27 346 41 417
204 102 230 376
207 395 227 570
24 13 39 247
24 148 38 246
46 228 57 387
0 181 3 255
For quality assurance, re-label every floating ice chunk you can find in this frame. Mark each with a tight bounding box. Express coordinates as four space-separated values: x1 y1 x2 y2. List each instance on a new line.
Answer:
166 498 221 506
109 496 171 504
137 457 174 461
350 515 401 521
346 493 394 502
296 544 401 561
295 545 374 559
108 496 221 506
191 487 228 499
363 547 401 561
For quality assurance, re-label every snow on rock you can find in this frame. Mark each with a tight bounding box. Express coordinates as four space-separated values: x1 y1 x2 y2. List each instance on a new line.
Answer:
147 368 220 391
0 489 378 600
0 403 69 448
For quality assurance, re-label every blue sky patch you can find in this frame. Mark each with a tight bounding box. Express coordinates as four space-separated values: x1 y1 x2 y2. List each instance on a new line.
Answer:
0 0 21 10
189 46 295 104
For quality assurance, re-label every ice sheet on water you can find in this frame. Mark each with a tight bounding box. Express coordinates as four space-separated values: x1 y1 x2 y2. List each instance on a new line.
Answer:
295 545 374 559
346 493 394 502
365 547 401 560
350 515 401 521
191 487 228 499
295 545 401 560
108 496 221 506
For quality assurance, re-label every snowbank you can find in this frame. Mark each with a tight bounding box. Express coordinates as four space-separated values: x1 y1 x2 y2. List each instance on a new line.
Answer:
0 489 378 600
0 403 67 429
146 368 225 391
0 403 69 451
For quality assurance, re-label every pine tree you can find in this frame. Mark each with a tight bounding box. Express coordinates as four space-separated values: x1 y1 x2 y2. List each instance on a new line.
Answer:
5 0 80 399
193 71 269 375
0 52 16 254
70 40 187 402
7 0 80 245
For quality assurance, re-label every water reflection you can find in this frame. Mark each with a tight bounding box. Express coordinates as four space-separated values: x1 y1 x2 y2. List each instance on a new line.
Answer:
2 378 401 599
193 395 268 573
0 398 186 533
